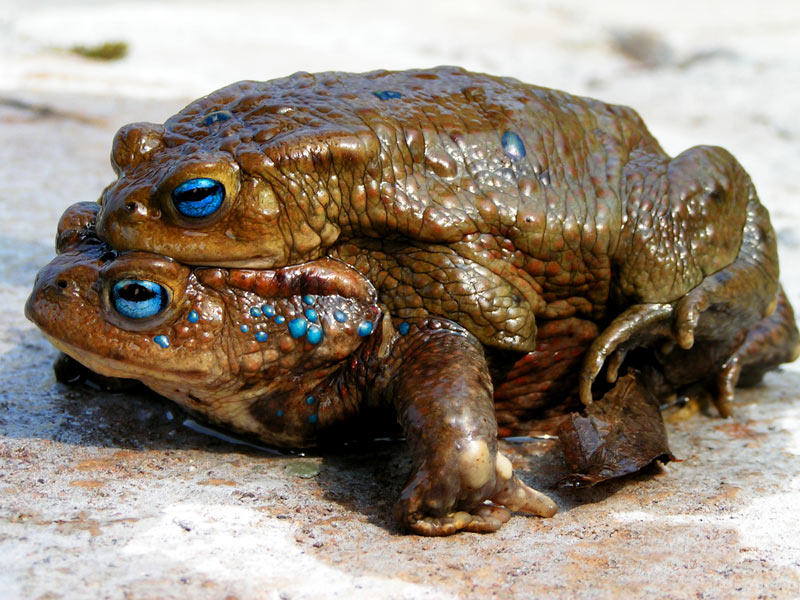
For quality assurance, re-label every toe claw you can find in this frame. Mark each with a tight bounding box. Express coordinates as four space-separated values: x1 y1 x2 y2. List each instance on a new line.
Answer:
402 507 510 536
606 347 628 383
714 355 741 418
491 474 558 518
674 292 708 350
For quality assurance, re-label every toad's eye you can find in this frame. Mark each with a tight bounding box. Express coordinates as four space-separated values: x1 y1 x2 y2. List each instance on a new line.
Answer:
112 279 167 319
171 178 224 218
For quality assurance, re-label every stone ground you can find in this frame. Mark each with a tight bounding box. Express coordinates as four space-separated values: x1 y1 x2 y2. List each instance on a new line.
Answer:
1 1 799 598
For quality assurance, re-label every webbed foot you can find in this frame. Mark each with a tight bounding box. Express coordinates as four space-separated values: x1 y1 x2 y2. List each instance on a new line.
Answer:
394 447 556 535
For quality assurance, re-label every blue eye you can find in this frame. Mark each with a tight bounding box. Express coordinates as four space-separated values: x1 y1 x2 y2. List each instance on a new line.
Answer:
171 178 225 218
112 279 167 319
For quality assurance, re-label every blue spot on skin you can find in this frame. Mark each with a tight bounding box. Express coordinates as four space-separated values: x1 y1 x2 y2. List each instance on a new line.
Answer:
276 409 283 417
275 315 286 324
501 131 526 161
241 324 249 333
255 331 269 342
358 321 374 337
250 307 262 318
398 322 410 335
307 324 323 344
288 318 308 338
334 310 347 323
308 414 318 424
187 310 199 323
304 308 318 322
153 335 170 349
306 396 315 404
262 304 275 318
202 110 233 125
302 295 315 305
373 90 402 100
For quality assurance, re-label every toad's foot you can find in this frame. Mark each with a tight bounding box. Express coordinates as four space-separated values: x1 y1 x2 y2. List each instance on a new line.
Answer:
393 447 557 536
578 302 673 406
579 283 798 417
381 318 557 535
714 286 800 415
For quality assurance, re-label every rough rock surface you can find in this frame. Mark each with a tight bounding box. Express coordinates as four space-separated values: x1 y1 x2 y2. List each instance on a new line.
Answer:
1 1 799 597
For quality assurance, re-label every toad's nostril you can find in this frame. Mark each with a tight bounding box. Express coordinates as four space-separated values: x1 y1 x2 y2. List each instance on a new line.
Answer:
125 202 138 213
56 280 67 289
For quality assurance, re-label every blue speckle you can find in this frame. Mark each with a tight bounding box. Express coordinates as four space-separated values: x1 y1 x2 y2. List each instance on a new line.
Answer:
187 310 199 323
358 321 374 337
255 331 269 342
373 90 402 100
307 324 323 345
262 304 275 318
304 308 318 322
302 295 315 305
501 131 526 161
306 396 315 405
275 315 286 324
203 110 233 125
334 310 347 323
288 318 308 338
240 324 249 333
308 414 318 424
250 307 262 318
398 322 410 335
153 335 170 349
276 409 283 417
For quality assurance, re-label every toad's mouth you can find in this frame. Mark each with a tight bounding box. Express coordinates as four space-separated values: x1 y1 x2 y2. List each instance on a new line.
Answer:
35 330 212 384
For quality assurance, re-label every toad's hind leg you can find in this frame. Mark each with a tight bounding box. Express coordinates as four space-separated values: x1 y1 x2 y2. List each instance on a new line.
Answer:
382 318 557 536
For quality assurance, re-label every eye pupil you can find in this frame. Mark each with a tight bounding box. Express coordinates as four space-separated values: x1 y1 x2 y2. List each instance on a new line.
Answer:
172 177 225 218
112 279 167 319
118 283 155 302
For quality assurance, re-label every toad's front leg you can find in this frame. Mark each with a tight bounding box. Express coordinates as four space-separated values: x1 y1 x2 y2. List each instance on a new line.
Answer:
380 318 557 536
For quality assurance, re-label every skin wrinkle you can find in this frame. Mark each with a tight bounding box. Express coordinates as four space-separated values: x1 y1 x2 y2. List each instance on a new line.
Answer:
668 212 685 297
281 165 317 254
669 178 695 289
437 90 544 313
450 86 502 223
367 122 394 233
622 165 664 299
